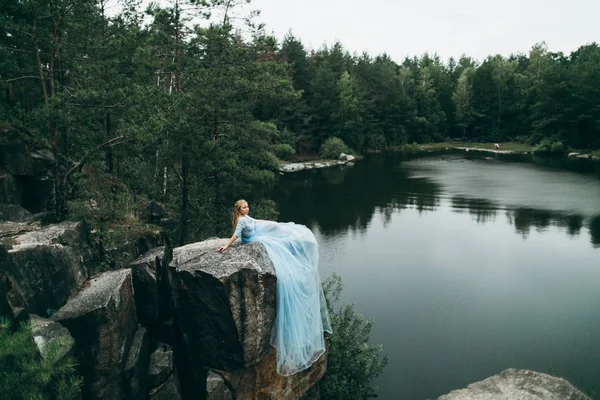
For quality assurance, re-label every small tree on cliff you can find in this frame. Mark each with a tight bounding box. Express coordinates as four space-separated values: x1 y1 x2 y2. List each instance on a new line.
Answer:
321 274 388 400
0 318 82 399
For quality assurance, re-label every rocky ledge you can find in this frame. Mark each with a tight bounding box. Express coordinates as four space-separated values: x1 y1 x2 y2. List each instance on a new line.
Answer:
437 368 591 400
1 218 327 400
280 153 356 173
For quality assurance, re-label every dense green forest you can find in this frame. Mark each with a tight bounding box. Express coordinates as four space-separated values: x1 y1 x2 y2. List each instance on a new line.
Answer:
2 0 599 243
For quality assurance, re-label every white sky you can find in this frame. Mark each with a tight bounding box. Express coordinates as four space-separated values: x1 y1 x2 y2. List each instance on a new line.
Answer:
246 0 599 62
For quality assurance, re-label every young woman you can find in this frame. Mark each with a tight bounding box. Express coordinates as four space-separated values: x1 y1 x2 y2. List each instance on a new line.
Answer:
217 199 332 376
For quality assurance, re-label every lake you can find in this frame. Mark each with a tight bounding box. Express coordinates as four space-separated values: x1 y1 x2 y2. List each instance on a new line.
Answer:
272 151 600 400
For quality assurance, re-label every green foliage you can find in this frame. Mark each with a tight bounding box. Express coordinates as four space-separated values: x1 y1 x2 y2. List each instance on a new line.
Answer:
320 274 388 400
403 142 422 152
1 0 599 248
272 143 296 160
0 318 82 400
533 138 568 155
320 137 350 160
68 167 134 224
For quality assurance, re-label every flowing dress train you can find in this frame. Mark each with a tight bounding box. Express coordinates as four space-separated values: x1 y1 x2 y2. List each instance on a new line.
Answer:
235 216 332 376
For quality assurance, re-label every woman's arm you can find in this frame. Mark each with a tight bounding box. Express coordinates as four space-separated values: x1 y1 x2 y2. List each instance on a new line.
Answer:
217 235 238 253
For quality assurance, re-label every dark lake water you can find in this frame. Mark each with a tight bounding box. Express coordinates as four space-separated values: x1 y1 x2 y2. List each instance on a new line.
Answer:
272 152 600 400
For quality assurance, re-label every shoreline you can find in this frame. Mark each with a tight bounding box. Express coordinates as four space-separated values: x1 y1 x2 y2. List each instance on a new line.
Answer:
278 143 599 173
279 154 360 173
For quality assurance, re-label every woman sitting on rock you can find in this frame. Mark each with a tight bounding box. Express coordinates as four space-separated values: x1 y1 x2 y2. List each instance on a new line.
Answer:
217 199 332 376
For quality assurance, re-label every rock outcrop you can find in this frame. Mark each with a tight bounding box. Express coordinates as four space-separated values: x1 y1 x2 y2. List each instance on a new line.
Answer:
437 369 591 400
129 246 172 326
123 326 151 400
169 238 328 400
50 269 137 400
30 313 76 362
1 220 92 316
0 129 55 213
169 239 277 370
147 342 182 399
1 214 328 400
220 344 328 400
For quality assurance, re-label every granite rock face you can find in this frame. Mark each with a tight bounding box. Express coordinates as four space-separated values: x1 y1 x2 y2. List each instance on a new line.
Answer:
220 344 329 400
0 135 55 213
123 327 150 400
30 313 76 362
129 246 172 327
51 269 137 400
2 221 92 316
206 371 233 400
437 369 591 400
170 238 330 400
169 239 277 370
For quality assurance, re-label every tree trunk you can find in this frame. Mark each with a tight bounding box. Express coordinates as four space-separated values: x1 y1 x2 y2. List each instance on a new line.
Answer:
180 156 189 245
105 112 114 172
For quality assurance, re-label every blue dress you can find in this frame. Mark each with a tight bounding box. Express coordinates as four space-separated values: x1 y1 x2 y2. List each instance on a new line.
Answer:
235 216 333 376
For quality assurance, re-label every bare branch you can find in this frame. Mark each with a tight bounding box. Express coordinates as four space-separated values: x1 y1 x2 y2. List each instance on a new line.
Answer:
2 76 41 83
63 136 126 184
0 46 38 54
64 102 126 109
171 165 184 183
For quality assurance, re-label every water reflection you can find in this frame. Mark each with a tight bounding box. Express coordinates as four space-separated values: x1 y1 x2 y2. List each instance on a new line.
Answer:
451 196 498 224
274 152 600 248
274 153 443 236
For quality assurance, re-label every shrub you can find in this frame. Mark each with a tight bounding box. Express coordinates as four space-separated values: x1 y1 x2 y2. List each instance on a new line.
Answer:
403 142 421 152
272 143 295 161
320 274 388 400
365 134 387 152
320 137 350 160
0 318 82 400
533 138 568 155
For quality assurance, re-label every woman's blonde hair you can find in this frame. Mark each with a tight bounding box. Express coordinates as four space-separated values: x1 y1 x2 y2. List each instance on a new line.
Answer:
232 199 248 234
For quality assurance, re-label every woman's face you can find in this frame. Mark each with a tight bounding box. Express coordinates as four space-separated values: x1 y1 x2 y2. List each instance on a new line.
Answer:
240 202 249 215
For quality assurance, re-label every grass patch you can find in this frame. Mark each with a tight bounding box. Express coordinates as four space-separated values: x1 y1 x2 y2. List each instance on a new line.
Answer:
589 150 600 158
418 142 533 152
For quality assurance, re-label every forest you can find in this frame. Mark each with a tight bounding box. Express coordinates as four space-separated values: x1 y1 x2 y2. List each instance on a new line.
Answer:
2 0 599 244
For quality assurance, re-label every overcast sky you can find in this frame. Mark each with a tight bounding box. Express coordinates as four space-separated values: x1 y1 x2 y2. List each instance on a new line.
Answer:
245 0 599 62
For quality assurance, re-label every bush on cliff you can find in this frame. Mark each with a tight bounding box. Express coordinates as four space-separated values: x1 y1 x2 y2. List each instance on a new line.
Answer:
321 274 388 400
0 318 82 400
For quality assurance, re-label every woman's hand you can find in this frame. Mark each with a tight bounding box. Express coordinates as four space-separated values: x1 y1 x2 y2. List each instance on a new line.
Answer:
217 235 238 253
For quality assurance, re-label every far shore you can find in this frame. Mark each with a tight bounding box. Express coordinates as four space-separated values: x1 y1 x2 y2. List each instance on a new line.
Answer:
279 142 598 173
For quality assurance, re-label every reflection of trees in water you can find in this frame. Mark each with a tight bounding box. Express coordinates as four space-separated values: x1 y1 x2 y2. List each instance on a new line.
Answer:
273 153 600 248
504 208 591 240
590 215 600 248
451 196 498 224
273 153 442 236
473 152 600 178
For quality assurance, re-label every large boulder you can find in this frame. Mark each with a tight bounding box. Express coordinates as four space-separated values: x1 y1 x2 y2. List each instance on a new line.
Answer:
169 239 277 370
147 343 183 400
437 369 591 400
30 313 76 362
2 221 92 316
104 229 164 270
0 204 31 222
50 269 137 400
148 342 174 389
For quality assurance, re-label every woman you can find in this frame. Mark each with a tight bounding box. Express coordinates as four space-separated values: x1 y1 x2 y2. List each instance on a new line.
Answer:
217 200 332 376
